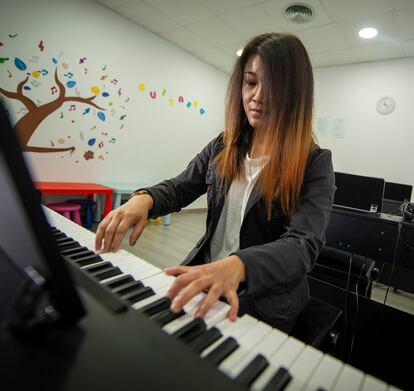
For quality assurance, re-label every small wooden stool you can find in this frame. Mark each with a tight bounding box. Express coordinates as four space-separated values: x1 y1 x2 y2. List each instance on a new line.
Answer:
47 202 82 225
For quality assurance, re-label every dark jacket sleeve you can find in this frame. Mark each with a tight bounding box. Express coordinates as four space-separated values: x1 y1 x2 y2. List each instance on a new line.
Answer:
142 135 221 218
233 148 335 298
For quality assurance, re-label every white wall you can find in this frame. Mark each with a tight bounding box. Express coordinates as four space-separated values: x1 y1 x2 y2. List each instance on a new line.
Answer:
314 57 414 200
0 0 229 208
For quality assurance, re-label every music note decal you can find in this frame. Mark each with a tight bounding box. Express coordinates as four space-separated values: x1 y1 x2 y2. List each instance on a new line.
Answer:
0 57 10 64
51 86 58 94
40 69 49 76
64 72 74 78
79 57 86 64
110 79 118 85
7 70 12 78
98 141 104 148
120 114 126 120
69 104 76 111
38 40 45 52
109 138 116 143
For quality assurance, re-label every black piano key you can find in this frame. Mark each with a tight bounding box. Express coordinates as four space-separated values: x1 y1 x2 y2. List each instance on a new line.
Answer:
103 274 134 289
112 280 144 295
60 246 90 256
121 286 155 304
171 318 207 344
151 308 185 326
187 327 222 354
55 237 72 245
83 261 113 273
261 366 292 391
204 337 239 367
93 267 123 281
69 250 99 261
71 254 103 267
55 238 80 251
140 297 171 317
50 231 67 239
235 353 269 387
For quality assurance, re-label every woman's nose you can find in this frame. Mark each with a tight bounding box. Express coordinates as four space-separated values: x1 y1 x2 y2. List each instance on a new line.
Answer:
252 85 262 103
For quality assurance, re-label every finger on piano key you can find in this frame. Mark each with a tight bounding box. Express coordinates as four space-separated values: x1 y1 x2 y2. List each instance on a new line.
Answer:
303 354 344 391
200 315 258 358
283 345 323 391
359 374 388 391
251 337 305 391
331 364 365 391
162 294 207 334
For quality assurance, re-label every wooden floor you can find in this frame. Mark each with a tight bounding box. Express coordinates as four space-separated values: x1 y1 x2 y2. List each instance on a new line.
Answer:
94 209 414 316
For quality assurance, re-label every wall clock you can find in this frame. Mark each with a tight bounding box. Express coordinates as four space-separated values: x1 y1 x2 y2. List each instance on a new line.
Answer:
376 96 396 115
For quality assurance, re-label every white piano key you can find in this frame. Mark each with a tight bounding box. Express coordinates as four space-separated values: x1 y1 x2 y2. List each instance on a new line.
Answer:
141 273 175 291
332 364 364 391
305 354 344 391
200 315 258 358
251 337 304 391
284 345 323 391
162 313 194 334
219 321 272 377
132 293 164 310
226 326 287 379
359 375 388 391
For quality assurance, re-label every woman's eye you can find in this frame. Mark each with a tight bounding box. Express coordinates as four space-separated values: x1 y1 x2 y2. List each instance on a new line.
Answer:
244 80 256 87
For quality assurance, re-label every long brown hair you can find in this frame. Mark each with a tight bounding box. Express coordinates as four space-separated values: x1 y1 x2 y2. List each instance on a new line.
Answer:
216 33 315 217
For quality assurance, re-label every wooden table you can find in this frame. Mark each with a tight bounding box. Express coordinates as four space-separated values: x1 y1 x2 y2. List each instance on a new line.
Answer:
35 181 113 218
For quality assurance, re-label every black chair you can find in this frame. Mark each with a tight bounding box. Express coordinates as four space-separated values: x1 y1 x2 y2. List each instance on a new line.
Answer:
290 296 342 351
310 246 378 298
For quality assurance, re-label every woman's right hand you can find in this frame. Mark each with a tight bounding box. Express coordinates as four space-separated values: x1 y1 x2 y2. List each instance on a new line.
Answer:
95 193 153 252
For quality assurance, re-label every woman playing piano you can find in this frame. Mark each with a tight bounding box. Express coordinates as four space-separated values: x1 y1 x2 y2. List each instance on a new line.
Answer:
95 33 335 333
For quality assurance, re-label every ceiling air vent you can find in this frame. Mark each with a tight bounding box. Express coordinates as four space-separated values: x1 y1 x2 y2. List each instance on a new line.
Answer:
283 3 314 24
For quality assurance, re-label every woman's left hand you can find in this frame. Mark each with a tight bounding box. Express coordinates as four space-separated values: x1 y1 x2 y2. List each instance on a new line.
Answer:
164 255 246 321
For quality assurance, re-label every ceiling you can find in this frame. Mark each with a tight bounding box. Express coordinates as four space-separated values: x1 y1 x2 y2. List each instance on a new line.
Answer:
96 0 414 73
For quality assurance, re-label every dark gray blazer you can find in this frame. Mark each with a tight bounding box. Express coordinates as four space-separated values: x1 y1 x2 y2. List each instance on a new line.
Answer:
144 134 335 331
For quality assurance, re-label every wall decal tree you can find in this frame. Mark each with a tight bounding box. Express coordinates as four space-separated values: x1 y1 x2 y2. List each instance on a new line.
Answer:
0 69 105 153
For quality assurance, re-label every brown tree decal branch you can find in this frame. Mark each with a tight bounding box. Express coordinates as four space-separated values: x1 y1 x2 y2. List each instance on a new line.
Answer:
0 68 105 153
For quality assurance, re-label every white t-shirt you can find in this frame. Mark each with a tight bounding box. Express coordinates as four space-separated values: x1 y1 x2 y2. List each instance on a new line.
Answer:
206 154 266 262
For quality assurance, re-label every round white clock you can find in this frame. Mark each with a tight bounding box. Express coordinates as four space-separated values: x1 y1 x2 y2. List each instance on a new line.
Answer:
376 96 396 115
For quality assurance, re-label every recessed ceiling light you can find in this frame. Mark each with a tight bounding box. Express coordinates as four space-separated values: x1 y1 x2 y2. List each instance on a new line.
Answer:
359 27 378 39
236 49 243 57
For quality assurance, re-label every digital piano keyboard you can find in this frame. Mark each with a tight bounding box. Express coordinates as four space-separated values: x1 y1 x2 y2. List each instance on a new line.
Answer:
44 207 403 391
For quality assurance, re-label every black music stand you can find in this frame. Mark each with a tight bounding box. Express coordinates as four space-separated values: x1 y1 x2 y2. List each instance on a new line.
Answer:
0 99 85 335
